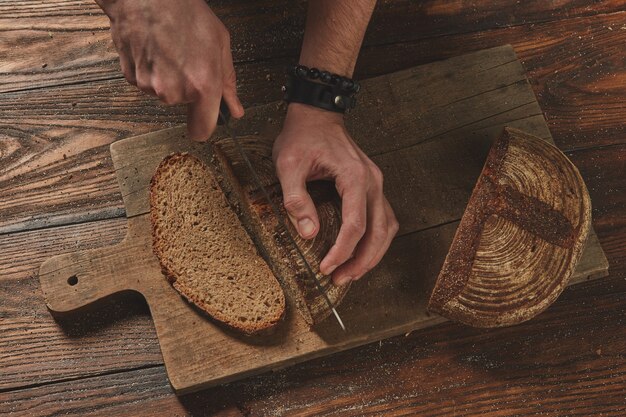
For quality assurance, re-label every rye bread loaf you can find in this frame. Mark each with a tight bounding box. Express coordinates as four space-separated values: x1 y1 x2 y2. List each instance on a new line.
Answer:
150 153 286 335
427 127 591 327
211 140 350 326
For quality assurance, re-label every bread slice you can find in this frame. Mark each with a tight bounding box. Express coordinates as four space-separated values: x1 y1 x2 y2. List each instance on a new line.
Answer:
427 127 591 327
150 153 286 335
211 139 350 326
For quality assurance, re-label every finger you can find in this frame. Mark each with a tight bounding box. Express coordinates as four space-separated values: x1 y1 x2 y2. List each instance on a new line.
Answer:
275 156 320 239
119 53 137 86
135 71 156 96
110 33 137 86
220 42 244 119
331 187 389 286
320 176 367 275
361 191 399 272
334 197 398 286
152 74 186 105
187 93 220 142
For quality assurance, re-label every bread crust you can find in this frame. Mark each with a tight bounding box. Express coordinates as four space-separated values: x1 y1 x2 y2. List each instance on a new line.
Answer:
150 153 286 336
427 128 591 327
211 143 350 326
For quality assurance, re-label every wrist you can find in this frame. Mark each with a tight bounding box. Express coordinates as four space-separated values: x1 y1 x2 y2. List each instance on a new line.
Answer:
286 102 345 125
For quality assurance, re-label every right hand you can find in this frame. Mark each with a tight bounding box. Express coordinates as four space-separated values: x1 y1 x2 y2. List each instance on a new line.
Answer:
96 0 244 141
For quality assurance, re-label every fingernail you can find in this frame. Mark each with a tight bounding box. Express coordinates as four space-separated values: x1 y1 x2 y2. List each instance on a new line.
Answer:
298 218 315 238
335 276 353 286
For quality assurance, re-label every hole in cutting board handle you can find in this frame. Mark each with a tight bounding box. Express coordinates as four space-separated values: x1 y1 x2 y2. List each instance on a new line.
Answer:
67 275 78 286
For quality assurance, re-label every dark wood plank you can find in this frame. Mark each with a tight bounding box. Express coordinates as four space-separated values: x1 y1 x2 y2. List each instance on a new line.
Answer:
2 0 624 93
0 365 244 417
0 143 622 391
2 288 625 416
354 11 626 153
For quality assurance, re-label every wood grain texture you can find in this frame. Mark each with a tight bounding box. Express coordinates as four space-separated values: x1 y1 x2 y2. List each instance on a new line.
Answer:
0 0 624 412
3 12 626 235
2 0 625 93
1 143 620 394
353 11 626 153
0 46 541 234
0 218 162 391
2 289 625 416
35 47 607 394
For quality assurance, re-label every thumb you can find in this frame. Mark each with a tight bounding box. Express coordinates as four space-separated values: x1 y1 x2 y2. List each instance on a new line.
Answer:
276 159 320 239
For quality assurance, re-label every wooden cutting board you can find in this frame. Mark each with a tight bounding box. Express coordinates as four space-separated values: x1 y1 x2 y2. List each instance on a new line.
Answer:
38 45 609 394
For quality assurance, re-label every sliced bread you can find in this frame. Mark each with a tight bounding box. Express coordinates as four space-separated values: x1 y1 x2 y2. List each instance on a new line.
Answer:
150 153 286 335
211 140 350 326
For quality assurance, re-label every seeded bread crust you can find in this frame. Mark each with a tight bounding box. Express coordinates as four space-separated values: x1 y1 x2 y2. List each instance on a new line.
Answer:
150 153 286 335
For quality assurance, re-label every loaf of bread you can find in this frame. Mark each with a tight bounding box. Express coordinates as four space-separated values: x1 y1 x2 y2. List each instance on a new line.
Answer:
211 138 350 326
150 153 286 335
428 127 591 327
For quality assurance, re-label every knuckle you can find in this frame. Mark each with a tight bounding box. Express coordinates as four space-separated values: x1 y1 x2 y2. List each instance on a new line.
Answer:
345 216 366 237
160 94 176 105
224 67 237 86
220 26 231 43
371 165 384 186
136 75 151 92
275 153 300 173
390 217 400 235
188 74 213 94
351 163 368 181
123 70 136 85
283 194 308 213
374 222 389 239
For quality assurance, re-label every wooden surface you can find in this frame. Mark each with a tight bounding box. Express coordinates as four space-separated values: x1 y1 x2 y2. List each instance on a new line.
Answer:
38 46 607 395
1 1 625 415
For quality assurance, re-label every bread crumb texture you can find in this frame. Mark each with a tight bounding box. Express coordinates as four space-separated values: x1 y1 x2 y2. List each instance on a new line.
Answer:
150 153 286 335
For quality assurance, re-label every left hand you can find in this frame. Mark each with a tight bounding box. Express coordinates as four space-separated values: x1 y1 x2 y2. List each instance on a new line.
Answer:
273 103 399 286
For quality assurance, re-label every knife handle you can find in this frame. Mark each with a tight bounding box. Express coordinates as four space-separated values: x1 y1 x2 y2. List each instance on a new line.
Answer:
218 98 231 125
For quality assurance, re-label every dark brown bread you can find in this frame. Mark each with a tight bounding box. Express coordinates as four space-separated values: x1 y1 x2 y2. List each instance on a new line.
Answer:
211 140 350 326
428 127 592 327
150 153 286 335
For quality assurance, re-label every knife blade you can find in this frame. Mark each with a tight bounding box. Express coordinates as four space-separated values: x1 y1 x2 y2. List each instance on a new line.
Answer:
217 100 346 332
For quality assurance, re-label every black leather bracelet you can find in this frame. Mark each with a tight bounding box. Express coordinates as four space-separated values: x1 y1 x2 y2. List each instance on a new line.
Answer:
282 65 360 114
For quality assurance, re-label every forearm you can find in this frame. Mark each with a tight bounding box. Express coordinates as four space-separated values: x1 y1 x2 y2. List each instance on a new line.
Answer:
299 0 376 77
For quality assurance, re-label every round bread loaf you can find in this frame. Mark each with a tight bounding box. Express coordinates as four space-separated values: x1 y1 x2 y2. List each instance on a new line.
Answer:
428 127 591 327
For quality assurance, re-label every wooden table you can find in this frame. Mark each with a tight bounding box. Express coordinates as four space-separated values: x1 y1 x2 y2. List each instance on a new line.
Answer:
1 1 625 415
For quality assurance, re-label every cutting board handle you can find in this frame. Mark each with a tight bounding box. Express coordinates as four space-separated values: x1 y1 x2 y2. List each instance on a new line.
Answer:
39 238 139 314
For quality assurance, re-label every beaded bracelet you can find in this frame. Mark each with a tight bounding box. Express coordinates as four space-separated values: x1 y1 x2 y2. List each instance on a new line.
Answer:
283 65 360 113
291 64 361 94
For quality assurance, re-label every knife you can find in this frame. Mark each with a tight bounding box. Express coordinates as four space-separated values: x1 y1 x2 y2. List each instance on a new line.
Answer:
217 100 346 332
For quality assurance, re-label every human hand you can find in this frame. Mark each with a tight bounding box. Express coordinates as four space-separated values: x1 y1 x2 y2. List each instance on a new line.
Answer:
273 103 399 286
96 0 244 140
